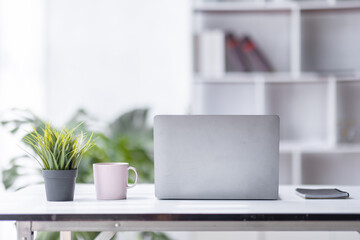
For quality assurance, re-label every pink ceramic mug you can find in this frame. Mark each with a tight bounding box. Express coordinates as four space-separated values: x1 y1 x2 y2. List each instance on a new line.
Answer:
93 163 138 200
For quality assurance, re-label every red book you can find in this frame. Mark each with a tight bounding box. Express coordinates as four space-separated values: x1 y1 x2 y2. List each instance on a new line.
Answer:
225 33 251 72
240 36 273 72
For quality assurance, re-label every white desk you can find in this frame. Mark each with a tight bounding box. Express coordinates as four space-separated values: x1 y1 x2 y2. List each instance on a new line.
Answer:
1 184 360 240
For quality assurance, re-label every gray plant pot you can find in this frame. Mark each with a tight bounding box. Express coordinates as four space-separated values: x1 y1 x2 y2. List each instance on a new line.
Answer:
42 169 78 201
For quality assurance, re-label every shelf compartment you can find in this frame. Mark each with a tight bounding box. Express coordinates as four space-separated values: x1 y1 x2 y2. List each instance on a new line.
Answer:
193 12 291 72
302 153 360 185
301 9 360 74
265 81 328 143
192 82 257 114
337 80 360 144
279 153 293 184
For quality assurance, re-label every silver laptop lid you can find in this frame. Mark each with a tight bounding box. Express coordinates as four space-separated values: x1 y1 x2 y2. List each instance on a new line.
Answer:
154 115 279 200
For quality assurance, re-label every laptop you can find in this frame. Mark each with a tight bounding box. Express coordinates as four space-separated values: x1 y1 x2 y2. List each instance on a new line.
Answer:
154 115 279 200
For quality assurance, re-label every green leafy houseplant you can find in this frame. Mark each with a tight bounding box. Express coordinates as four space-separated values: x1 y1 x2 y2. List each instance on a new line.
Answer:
24 124 95 171
23 123 95 201
1 108 170 240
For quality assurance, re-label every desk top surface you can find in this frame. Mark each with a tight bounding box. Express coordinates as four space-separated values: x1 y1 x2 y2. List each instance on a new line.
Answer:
0 184 359 221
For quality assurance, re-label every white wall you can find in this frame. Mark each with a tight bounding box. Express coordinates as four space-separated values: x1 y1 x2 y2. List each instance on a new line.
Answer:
46 0 191 125
0 0 46 114
0 0 46 184
0 0 46 238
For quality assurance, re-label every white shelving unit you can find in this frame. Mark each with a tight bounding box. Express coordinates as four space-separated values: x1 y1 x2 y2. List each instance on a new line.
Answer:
191 0 360 185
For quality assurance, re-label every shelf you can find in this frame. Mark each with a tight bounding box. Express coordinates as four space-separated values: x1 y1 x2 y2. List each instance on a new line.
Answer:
194 2 295 12
301 152 360 185
194 72 360 83
194 1 360 12
194 72 324 83
194 9 360 73
336 75 360 82
280 141 360 153
298 0 360 10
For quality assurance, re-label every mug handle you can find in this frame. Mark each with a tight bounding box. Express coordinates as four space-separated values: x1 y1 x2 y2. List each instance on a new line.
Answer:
127 166 138 189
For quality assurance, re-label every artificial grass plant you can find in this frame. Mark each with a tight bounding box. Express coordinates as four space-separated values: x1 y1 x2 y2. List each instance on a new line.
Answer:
23 123 95 170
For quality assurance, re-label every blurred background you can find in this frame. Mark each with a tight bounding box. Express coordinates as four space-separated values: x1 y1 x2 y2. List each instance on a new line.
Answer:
1 0 360 239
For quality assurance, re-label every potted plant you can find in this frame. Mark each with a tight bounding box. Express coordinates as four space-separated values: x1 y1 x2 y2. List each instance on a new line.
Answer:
23 123 95 201
2 109 172 240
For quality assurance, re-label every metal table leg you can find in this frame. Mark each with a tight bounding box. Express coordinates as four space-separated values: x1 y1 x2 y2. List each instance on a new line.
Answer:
60 231 72 240
95 232 117 240
17 221 34 240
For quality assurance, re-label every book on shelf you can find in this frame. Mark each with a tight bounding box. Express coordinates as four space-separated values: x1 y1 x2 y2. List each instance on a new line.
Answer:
240 35 273 72
225 33 251 72
197 30 225 78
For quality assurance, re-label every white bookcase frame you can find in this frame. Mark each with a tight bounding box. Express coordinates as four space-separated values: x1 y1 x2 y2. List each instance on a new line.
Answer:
192 0 360 185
